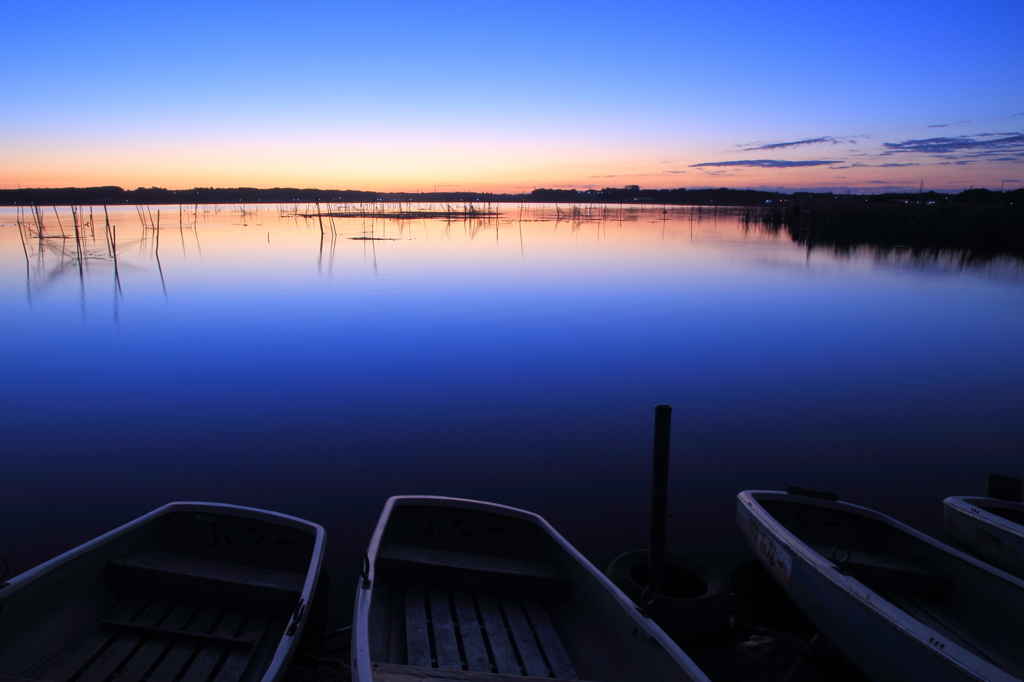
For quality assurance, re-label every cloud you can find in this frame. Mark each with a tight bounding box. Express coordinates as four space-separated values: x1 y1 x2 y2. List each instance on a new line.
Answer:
927 120 971 128
864 183 917 191
585 171 681 178
740 137 836 151
691 159 840 169
881 133 1024 161
846 162 919 168
738 135 865 151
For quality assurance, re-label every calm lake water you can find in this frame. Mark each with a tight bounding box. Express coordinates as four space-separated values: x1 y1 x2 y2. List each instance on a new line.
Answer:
2 203 1023 625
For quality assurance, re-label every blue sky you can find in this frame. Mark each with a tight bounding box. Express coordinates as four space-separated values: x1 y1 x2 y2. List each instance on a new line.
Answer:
3 0 1022 191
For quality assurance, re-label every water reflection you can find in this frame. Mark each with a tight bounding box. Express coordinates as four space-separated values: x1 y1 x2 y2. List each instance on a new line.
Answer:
743 202 1024 267
1 203 1023 628
6 200 1022 330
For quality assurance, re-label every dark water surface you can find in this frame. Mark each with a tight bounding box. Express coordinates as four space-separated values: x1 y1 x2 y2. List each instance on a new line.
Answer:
2 203 1023 625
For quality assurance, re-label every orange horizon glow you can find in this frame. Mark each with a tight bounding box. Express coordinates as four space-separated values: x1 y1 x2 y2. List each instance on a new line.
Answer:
0 159 1010 195
2 120 1019 194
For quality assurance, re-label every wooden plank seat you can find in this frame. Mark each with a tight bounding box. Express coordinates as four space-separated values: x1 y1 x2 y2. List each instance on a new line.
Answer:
106 551 305 613
99 620 257 648
375 545 571 603
27 594 271 682
371 663 588 682
810 544 953 602
403 587 578 680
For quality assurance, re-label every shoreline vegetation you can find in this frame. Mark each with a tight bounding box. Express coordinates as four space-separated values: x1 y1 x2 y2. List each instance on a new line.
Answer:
1 184 1021 208
3 184 1021 263
302 203 502 220
744 201 1024 263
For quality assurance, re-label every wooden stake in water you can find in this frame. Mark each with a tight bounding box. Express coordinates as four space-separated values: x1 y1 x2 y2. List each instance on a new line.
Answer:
649 404 672 592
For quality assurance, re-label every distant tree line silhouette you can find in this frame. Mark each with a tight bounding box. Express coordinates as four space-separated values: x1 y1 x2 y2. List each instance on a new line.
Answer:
1 185 1021 207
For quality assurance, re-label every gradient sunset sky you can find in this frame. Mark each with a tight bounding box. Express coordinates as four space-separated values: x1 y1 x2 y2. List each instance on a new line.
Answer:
4 0 1022 193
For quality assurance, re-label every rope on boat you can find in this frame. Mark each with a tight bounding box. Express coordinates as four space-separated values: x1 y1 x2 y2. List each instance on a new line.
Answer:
360 554 371 589
830 543 851 570
638 582 660 613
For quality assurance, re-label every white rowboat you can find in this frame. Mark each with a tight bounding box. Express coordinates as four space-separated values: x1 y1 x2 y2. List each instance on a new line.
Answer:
943 496 1024 579
0 502 325 682
738 489 1024 682
352 495 710 682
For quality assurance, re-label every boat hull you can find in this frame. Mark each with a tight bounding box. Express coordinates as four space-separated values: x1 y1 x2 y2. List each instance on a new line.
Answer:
737 491 1023 682
353 495 710 682
943 496 1024 579
0 502 325 682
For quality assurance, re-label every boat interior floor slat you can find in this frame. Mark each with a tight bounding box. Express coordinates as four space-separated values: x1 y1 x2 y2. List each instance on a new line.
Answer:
371 662 590 682
26 593 275 682
90 598 200 682
146 602 228 682
31 593 153 682
211 612 271 682
398 587 578 680
882 591 1024 679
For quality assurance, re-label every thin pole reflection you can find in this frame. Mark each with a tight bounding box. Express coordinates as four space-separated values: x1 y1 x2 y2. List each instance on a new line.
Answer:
17 214 32 306
328 230 337 279
155 213 168 301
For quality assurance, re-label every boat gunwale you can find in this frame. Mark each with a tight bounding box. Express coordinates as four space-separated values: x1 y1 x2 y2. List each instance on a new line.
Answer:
944 496 1024 542
0 501 326 682
739 490 1023 682
352 494 710 682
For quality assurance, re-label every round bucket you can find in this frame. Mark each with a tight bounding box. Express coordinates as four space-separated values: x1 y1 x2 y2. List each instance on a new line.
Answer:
606 550 727 642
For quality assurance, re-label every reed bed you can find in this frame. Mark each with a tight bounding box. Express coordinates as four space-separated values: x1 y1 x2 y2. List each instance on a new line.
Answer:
743 202 1024 263
13 204 166 296
298 202 502 220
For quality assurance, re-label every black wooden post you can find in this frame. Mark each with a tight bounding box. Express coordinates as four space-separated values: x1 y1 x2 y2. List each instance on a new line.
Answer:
649 405 672 591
